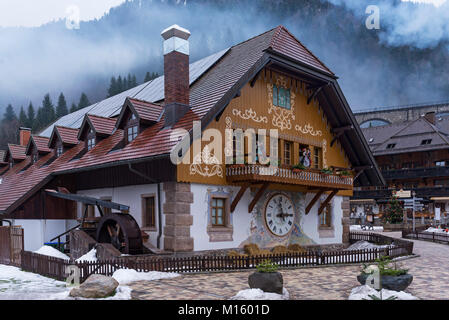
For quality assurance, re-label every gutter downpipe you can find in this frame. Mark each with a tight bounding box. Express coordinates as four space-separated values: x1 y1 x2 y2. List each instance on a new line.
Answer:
127 162 163 249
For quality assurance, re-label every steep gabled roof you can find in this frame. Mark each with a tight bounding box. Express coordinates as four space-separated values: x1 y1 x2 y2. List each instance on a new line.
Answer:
6 144 26 161
26 136 51 155
115 98 164 129
78 114 117 140
366 117 449 156
48 126 79 148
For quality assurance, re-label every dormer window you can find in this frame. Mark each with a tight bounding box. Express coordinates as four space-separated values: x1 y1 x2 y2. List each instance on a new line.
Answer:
386 143 396 149
421 139 432 145
127 125 138 143
32 154 38 164
56 146 63 157
87 137 96 151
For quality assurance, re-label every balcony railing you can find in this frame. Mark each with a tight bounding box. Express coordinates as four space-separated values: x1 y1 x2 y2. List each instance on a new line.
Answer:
226 165 353 190
382 166 449 180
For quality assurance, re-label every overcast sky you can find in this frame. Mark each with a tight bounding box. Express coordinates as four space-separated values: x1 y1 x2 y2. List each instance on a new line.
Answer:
0 0 127 27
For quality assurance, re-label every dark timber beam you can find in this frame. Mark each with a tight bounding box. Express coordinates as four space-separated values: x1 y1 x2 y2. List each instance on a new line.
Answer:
231 183 250 213
45 190 130 212
330 125 354 147
318 190 339 215
306 190 325 214
249 183 270 213
250 70 263 87
307 86 323 105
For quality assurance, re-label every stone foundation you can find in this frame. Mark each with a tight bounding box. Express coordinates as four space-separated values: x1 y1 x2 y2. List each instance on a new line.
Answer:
163 182 194 252
341 197 350 244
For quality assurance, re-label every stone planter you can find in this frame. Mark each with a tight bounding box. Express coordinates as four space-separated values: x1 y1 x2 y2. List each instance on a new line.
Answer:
357 273 413 292
248 271 283 294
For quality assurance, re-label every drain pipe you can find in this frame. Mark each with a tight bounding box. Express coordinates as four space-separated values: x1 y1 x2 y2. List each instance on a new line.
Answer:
127 163 163 249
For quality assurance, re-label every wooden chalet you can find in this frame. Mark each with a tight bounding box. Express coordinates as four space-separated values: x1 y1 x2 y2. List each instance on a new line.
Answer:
0 25 382 253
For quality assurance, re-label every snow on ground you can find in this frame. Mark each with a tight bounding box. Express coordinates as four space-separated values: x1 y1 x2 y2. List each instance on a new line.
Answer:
350 225 384 232
76 248 97 262
345 241 392 251
230 288 290 300
425 227 449 234
112 269 180 285
34 246 70 260
348 285 418 300
0 264 69 300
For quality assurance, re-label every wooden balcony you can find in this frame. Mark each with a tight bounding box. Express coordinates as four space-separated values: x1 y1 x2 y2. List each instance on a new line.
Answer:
226 165 353 190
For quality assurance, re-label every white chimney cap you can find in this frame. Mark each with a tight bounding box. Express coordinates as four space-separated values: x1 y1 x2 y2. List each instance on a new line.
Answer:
161 24 191 40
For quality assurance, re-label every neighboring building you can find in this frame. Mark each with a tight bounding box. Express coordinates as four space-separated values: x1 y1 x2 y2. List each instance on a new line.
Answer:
353 111 449 222
354 101 449 128
0 25 382 253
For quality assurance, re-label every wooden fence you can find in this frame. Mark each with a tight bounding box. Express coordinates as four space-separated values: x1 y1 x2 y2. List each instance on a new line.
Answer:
403 228 449 245
20 232 414 283
0 226 24 266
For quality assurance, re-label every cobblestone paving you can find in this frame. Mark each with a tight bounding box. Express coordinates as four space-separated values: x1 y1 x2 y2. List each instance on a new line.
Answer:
130 232 449 300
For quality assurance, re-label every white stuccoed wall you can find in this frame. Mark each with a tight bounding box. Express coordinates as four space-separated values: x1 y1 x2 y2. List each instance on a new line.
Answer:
12 219 78 251
300 194 343 245
77 183 164 249
190 183 344 251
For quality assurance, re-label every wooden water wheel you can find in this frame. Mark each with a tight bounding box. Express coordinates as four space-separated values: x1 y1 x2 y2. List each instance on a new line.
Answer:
96 212 143 255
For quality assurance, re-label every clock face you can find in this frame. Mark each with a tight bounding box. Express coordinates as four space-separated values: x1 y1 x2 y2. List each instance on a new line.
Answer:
264 194 295 237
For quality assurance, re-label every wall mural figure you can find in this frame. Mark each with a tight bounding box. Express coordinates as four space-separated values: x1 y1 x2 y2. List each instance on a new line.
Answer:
299 147 312 168
239 190 314 248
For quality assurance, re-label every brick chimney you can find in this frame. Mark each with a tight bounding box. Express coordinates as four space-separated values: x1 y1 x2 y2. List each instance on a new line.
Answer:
161 24 191 128
19 127 31 146
424 112 436 125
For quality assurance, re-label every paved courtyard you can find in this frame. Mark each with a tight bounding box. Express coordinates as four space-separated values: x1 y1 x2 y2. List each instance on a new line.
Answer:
130 232 449 300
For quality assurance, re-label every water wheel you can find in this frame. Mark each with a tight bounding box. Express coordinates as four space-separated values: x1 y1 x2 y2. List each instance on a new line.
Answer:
96 212 143 255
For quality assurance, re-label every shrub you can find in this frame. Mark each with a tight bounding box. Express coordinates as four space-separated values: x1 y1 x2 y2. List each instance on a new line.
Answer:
362 256 408 276
256 260 279 273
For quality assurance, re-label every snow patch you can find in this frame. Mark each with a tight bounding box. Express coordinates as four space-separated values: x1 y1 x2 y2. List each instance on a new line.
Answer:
345 241 392 251
112 269 180 285
230 288 290 300
348 285 418 300
350 225 384 232
76 249 97 262
425 227 449 234
33 246 70 260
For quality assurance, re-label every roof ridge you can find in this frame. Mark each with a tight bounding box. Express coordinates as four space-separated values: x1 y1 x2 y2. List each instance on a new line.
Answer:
231 25 280 49
371 117 422 151
272 25 333 75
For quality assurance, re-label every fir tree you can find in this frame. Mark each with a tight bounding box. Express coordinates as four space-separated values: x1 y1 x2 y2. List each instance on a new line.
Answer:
3 104 17 122
108 76 118 97
384 196 403 224
41 94 56 125
117 76 123 93
19 106 28 128
78 93 90 110
27 102 36 130
70 103 77 113
56 93 68 118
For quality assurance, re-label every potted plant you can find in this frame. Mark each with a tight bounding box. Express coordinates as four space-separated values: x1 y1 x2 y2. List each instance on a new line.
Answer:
292 163 306 173
337 170 352 178
248 260 283 294
320 167 333 176
357 257 413 292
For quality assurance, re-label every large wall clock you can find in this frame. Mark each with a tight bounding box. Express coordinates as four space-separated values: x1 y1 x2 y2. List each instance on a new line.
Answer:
264 193 295 237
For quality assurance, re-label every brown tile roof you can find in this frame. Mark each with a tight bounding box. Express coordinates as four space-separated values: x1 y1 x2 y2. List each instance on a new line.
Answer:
87 114 117 136
363 117 449 156
31 136 51 154
7 144 26 161
128 98 163 123
49 126 80 148
269 26 333 75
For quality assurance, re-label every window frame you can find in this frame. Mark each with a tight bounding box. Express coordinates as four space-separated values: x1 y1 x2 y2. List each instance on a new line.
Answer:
141 194 156 231
283 141 293 166
210 197 227 227
125 113 139 145
272 84 291 109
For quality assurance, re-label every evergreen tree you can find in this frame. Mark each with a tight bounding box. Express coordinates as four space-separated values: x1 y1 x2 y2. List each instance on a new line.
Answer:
384 195 403 224
27 102 36 130
117 76 123 93
3 104 17 122
131 74 137 88
35 107 45 131
19 106 28 128
144 71 152 83
77 93 90 110
108 76 118 97
70 102 77 113
56 92 68 118
41 94 56 125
